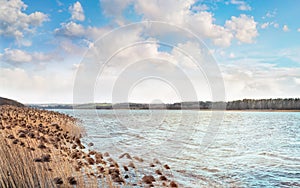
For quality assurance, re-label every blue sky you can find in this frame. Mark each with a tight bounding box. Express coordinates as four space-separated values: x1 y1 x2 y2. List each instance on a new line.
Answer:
1 0 300 103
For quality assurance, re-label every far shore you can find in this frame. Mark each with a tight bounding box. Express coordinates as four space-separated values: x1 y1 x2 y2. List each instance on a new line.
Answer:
223 109 300 112
27 98 300 112
33 107 300 112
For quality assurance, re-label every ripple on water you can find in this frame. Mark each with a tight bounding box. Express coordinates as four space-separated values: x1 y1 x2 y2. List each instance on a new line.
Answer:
55 109 300 187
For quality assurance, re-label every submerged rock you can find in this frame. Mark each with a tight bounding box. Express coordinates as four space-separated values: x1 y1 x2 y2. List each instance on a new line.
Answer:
142 175 155 184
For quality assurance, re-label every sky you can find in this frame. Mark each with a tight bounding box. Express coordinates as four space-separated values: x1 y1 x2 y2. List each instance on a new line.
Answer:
0 0 300 104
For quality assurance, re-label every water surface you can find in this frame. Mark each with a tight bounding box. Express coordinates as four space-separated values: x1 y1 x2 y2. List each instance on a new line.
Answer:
54 109 300 187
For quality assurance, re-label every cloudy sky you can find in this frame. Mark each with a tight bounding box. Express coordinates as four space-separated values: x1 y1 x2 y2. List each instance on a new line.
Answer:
1 0 300 103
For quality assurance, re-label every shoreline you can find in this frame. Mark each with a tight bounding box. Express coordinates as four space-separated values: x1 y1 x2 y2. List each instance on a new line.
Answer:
0 105 179 187
43 107 300 112
224 109 300 112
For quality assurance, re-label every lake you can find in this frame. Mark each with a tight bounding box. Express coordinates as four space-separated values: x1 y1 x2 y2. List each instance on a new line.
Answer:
54 109 300 187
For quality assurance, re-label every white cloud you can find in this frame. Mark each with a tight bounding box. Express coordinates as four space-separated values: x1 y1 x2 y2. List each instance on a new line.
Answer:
278 48 300 63
91 40 218 103
1 48 60 64
100 0 258 47
54 24 117 58
83 26 112 40
187 11 234 47
0 0 48 41
101 0 133 25
19 39 32 47
131 0 234 48
225 14 258 43
0 67 74 103
262 9 277 19
261 22 279 29
261 22 269 29
55 21 85 37
3 26 298 103
64 24 223 103
191 4 209 12
32 52 59 62
230 0 252 11
282 25 289 32
1 48 32 63
273 23 279 28
298 28 300 32
172 41 205 69
294 78 300 85
238 4 251 11
55 21 113 41
58 39 88 56
69 1 85 21
221 63 300 100
134 0 193 25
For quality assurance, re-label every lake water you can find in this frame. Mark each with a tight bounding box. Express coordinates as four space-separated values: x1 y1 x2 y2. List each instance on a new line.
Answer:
54 109 300 187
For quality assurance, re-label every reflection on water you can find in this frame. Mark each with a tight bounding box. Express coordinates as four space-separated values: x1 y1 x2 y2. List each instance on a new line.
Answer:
54 109 300 187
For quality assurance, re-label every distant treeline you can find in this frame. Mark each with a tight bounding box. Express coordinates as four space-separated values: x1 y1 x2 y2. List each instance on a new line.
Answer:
226 98 300 110
28 98 300 110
